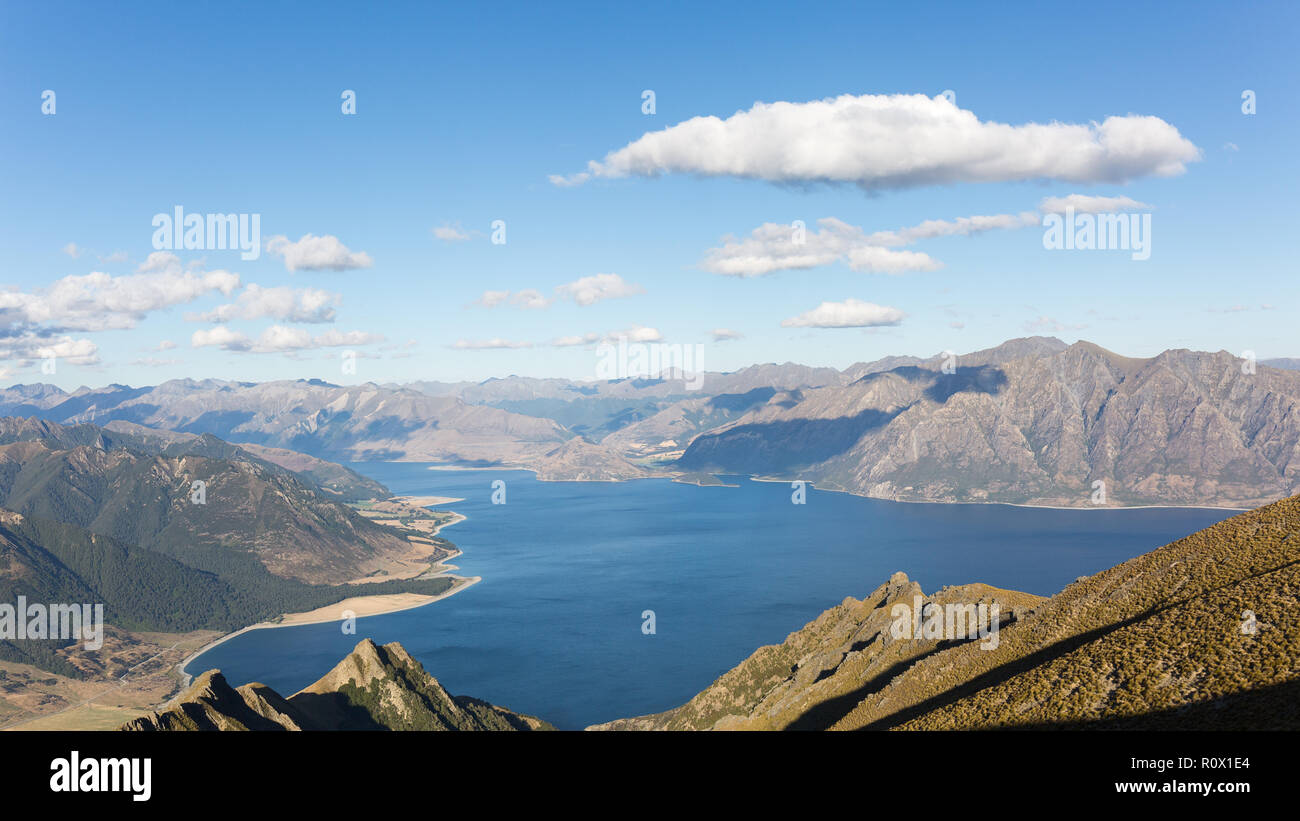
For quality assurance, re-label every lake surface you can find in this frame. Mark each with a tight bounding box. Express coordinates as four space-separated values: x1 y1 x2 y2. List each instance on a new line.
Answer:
185 465 1236 729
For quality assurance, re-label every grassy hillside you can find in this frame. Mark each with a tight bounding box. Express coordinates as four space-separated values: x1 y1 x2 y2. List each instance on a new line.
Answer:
0 418 461 679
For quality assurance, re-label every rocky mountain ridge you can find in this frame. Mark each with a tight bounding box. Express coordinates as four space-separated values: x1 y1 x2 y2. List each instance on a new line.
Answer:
122 638 551 731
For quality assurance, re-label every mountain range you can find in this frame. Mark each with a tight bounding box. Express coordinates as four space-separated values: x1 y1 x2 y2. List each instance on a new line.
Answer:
5 337 1297 507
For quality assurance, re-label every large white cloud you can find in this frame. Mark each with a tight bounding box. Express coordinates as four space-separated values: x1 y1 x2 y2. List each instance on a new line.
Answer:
0 259 240 332
781 299 904 328
265 234 373 271
552 93 1201 190
188 284 340 324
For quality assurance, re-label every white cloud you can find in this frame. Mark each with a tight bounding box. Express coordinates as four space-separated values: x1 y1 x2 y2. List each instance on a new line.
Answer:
551 325 663 347
37 336 99 364
451 338 535 350
187 284 340 324
554 273 644 306
511 289 552 309
0 332 99 368
552 93 1200 190
703 193 1150 278
191 325 382 353
62 242 82 258
265 234 373 271
550 333 599 347
432 222 471 242
711 328 742 341
1038 194 1149 214
702 218 941 277
473 274 644 310
132 356 182 367
601 325 662 344
0 265 240 332
781 299 904 328
137 251 185 274
191 326 250 350
309 328 384 348
474 290 511 308
471 289 551 309
153 340 178 351
865 212 1040 246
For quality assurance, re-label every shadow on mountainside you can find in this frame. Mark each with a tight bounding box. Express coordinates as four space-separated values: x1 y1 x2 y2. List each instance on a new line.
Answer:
852 364 1008 402
784 610 1153 731
677 366 1008 475
922 366 1008 403
676 407 902 474
1005 678 1300 731
287 691 387 730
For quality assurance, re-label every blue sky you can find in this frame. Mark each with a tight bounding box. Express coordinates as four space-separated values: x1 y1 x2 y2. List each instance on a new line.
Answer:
1 0 1296 390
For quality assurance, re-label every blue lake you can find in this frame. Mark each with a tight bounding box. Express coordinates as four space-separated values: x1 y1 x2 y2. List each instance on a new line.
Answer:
184 465 1236 729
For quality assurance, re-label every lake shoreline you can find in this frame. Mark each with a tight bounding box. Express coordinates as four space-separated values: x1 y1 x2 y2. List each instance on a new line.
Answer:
175 574 480 693
175 505 475 694
410 462 1253 514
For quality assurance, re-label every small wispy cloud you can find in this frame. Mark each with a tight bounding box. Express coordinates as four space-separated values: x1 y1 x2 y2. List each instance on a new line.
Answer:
472 274 645 310
451 338 534 350
1038 194 1149 214
432 222 472 242
192 325 383 353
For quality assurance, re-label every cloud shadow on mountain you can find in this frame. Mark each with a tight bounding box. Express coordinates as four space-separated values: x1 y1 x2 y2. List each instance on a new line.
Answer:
676 406 903 474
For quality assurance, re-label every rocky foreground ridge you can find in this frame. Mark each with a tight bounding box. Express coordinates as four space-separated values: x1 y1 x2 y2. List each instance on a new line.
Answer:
122 639 551 731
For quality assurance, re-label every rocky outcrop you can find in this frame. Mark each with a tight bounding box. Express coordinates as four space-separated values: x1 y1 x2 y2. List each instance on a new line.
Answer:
121 670 314 731
124 639 552 731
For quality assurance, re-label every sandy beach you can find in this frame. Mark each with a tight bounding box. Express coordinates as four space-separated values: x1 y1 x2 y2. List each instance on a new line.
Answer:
175 575 480 690
391 494 465 507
